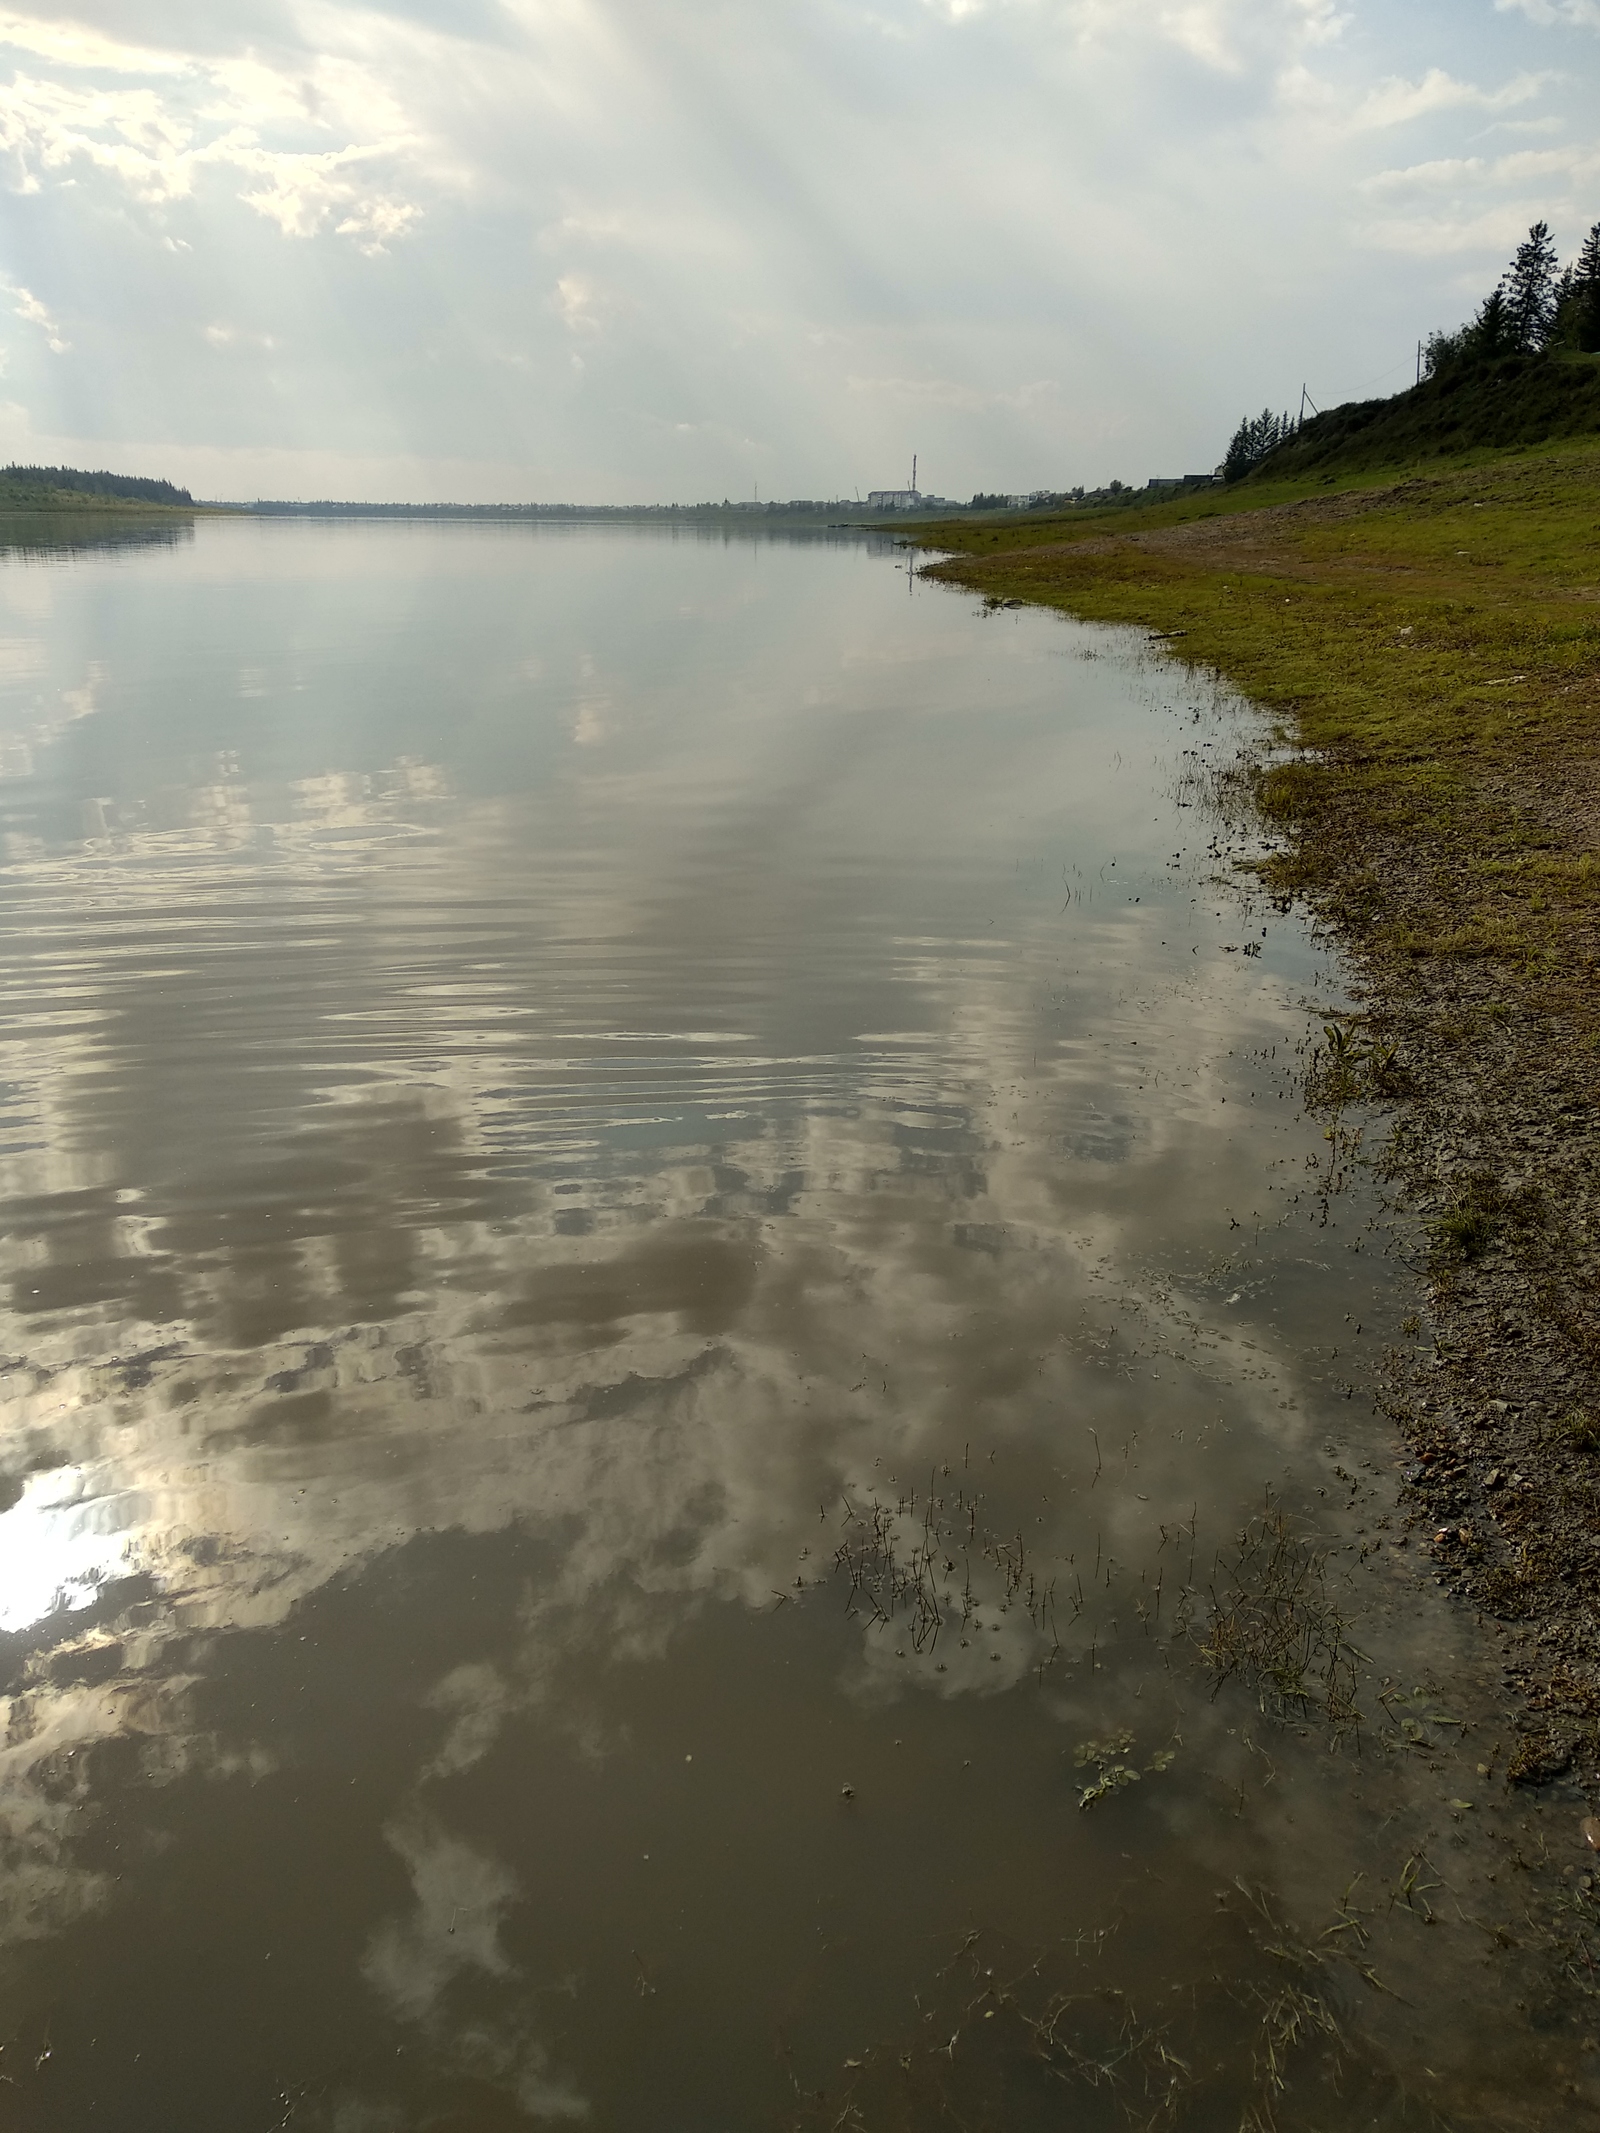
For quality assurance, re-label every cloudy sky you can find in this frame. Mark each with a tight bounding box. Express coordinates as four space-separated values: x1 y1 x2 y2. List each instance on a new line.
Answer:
0 0 1596 502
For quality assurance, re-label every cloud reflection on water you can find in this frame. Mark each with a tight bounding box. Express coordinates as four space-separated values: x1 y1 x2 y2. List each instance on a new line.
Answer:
0 523 1385 2121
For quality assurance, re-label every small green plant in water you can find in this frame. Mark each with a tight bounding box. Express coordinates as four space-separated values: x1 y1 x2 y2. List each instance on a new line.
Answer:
1073 1730 1140 1810
1306 1020 1403 1107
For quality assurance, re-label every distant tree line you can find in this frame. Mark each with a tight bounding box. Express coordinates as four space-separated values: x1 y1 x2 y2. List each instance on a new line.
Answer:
2 463 194 505
1426 217 1600 374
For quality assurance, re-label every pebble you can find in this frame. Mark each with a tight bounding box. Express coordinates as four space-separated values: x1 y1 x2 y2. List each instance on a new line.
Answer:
1582 1817 1600 1851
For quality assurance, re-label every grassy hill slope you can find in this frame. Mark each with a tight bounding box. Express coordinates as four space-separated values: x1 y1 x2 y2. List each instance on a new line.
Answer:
1258 352 1600 480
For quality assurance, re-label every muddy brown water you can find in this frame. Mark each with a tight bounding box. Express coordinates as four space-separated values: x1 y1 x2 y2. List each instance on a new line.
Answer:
0 518 1594 2129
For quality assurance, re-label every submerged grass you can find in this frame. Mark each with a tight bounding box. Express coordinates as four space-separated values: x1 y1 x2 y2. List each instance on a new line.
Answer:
829 1471 1063 1665
1197 1504 1365 1740
783 1884 1438 2133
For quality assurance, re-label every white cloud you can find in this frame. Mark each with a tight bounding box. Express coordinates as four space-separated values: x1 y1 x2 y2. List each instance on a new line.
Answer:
203 320 276 350
1497 0 1600 25
1360 141 1600 193
1350 66 1550 129
553 273 604 333
0 10 191 75
0 11 432 244
919 0 1350 65
0 275 66 351
230 140 423 246
1353 138 1600 254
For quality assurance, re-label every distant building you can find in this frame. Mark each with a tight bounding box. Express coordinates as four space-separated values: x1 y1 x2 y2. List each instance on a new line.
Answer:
867 488 921 509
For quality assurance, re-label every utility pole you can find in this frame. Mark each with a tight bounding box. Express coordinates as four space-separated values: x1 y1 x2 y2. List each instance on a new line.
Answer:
911 453 917 496
1416 340 1423 387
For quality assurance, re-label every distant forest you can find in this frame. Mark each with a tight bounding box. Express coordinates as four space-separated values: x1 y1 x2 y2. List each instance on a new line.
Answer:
1 464 194 505
1224 213 1600 481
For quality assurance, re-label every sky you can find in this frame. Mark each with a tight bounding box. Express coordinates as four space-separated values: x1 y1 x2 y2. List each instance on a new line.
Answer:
0 0 1596 503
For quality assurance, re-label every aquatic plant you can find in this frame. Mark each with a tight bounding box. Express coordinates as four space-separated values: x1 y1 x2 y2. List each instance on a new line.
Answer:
1196 1504 1364 1739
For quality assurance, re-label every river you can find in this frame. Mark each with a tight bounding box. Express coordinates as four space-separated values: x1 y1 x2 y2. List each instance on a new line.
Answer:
0 516 1591 2129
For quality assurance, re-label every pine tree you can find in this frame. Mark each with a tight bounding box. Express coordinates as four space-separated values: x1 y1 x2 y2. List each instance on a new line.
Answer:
1576 219 1600 354
1223 415 1257 483
1465 285 1513 361
1504 220 1559 351
1222 408 1299 482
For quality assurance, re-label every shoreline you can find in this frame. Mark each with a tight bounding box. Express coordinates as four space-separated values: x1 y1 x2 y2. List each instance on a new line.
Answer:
910 446 1600 1796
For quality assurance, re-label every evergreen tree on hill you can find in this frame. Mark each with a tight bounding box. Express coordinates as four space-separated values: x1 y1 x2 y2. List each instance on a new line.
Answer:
1223 407 1297 482
1504 220 1559 351
1425 218 1587 375
1229 205 1600 477
1469 284 1514 360
1576 220 1600 353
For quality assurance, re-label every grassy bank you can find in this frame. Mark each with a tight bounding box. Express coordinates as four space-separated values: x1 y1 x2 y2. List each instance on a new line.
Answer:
913 441 1600 1772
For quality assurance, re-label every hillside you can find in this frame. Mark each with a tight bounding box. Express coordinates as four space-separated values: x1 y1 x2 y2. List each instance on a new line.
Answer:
0 463 194 509
1256 351 1600 480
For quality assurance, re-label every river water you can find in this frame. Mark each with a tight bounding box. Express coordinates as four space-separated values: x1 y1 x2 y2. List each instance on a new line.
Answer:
0 517 1593 2129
